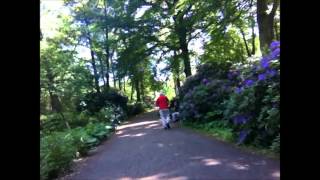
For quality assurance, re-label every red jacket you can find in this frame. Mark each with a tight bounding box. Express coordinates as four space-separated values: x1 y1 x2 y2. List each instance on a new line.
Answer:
156 95 169 109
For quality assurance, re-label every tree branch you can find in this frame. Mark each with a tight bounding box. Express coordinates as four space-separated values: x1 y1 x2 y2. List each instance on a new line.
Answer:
270 0 279 17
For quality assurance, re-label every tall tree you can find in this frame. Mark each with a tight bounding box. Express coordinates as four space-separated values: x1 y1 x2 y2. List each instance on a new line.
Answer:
256 0 279 54
103 0 110 89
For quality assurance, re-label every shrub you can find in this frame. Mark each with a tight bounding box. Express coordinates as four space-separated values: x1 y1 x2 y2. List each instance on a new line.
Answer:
68 111 90 128
40 122 114 180
76 88 128 115
178 41 280 149
179 79 231 122
40 132 76 180
222 41 280 147
179 61 231 98
270 134 280 153
41 113 68 133
127 103 145 116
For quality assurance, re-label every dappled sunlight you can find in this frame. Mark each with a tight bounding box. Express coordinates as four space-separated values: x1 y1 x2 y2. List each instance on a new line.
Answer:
272 171 280 178
116 130 124 135
229 162 250 170
202 158 221 166
190 156 205 160
157 143 164 148
133 133 146 137
119 173 188 180
138 173 167 180
145 123 159 128
118 177 133 180
117 120 159 130
73 158 83 162
119 133 147 138
253 160 267 165
166 177 188 180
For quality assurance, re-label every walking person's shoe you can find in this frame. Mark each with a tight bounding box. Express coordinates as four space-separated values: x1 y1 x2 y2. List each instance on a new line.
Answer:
166 123 171 129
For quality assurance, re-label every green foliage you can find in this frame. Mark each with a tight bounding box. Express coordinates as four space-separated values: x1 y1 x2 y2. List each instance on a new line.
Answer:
178 41 280 152
222 59 279 148
84 122 110 141
179 62 232 122
76 89 128 115
179 62 231 98
270 134 280 153
39 2 281 178
41 113 67 133
127 102 145 116
162 84 176 100
185 121 234 142
40 122 113 180
68 111 90 128
40 132 76 180
201 29 247 64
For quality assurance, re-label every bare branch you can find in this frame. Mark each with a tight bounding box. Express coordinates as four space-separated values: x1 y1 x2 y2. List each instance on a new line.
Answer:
270 0 279 17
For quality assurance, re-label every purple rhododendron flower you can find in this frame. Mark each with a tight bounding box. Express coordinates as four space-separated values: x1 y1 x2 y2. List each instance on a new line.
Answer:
235 87 243 94
270 41 280 51
233 115 250 125
228 70 240 79
258 73 266 81
244 79 254 87
270 48 280 59
267 69 277 77
228 72 234 79
202 78 209 85
261 57 270 69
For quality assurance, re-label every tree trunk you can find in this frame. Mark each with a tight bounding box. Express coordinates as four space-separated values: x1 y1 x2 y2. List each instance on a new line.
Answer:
174 50 181 90
173 50 181 95
274 21 279 40
180 40 192 77
174 77 180 96
174 11 192 77
98 54 106 87
240 28 251 57
40 29 43 41
59 112 70 129
118 77 122 90
112 72 116 88
43 62 70 129
110 50 116 88
104 0 110 89
88 36 101 93
140 78 145 101
130 81 134 101
44 59 62 113
49 93 62 113
251 15 256 55
257 0 279 55
135 80 141 102
123 77 126 93
176 75 181 94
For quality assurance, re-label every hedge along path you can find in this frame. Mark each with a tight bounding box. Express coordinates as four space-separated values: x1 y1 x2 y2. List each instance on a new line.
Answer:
60 111 280 180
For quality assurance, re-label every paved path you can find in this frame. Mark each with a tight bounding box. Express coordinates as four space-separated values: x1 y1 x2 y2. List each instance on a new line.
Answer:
62 111 280 180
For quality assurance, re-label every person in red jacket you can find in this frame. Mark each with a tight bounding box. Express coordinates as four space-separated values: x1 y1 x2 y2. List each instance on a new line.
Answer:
155 92 171 129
